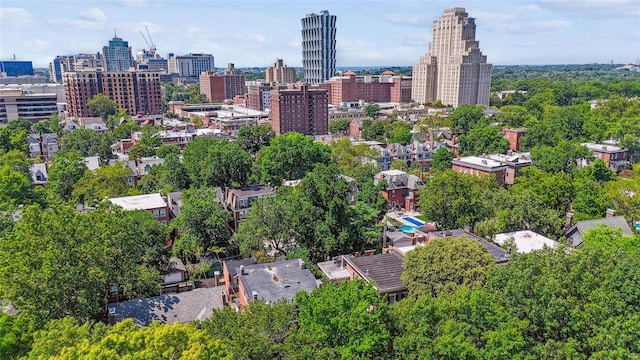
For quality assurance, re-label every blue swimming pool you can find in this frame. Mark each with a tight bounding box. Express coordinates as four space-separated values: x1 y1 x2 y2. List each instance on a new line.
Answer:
399 225 417 233
403 217 425 227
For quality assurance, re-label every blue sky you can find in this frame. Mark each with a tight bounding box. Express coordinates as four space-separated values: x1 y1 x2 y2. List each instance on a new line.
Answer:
1 0 639 69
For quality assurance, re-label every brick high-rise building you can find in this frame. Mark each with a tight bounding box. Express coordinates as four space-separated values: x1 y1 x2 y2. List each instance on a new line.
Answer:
266 59 296 83
391 75 412 103
223 63 245 99
325 71 412 105
64 70 162 118
199 71 225 102
301 10 337 84
412 7 491 107
271 85 328 135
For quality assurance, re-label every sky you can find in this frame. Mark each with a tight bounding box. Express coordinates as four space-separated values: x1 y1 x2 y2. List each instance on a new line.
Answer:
1 0 639 69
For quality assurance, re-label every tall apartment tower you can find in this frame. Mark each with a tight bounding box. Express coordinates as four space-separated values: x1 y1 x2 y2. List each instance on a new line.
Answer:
301 11 337 84
168 53 215 79
102 35 135 71
266 59 297 83
223 63 246 99
271 85 328 135
412 8 491 107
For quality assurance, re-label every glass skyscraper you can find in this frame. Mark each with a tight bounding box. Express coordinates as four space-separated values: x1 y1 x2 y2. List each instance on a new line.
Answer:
102 35 134 71
301 10 336 84
0 61 34 77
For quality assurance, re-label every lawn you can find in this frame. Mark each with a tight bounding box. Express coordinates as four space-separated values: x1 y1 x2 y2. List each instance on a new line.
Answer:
415 214 428 222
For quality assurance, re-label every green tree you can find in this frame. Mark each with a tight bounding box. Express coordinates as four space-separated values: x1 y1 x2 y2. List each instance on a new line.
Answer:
32 119 53 134
256 133 331 185
113 118 140 140
234 189 296 257
511 166 575 214
496 105 533 128
364 103 381 118
128 142 156 160
530 140 592 174
87 93 117 122
328 118 351 135
72 163 139 203
0 165 32 210
418 170 496 230
0 204 168 327
431 147 454 172
59 129 114 163
183 137 252 188
329 137 378 173
155 144 180 158
387 121 412 144
450 104 484 133
402 237 495 297
457 123 510 156
0 312 33 359
360 118 386 142
171 188 232 262
285 280 391 360
46 150 88 201
236 124 275 155
0 127 28 155
6 118 32 132
0 149 30 177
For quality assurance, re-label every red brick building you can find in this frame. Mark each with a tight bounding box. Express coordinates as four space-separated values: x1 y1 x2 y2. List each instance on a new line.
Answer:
199 71 225 102
324 71 412 106
582 142 630 172
373 169 425 212
452 156 508 186
501 128 526 151
270 84 328 135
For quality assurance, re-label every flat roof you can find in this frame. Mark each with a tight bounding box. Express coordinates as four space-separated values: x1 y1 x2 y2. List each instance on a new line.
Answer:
317 259 350 281
581 142 625 153
494 230 557 254
228 185 276 197
108 193 167 211
454 156 506 169
236 259 317 303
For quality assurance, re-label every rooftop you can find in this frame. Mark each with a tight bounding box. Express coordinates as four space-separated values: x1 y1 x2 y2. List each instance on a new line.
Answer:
453 156 508 170
494 230 558 254
581 142 626 153
228 184 276 198
108 193 167 211
342 251 406 293
566 215 632 247
430 229 510 263
236 259 317 303
224 257 258 278
111 286 225 326
317 258 351 282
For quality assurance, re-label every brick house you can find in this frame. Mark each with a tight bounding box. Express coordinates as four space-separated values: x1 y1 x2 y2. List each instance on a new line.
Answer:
349 119 363 138
452 156 508 186
108 193 170 225
581 142 630 172
501 128 526 151
373 169 425 212
223 185 277 231
341 251 408 303
222 257 258 301
487 152 531 185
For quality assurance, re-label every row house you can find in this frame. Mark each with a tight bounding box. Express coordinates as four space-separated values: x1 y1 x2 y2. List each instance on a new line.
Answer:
501 128 526 151
107 193 170 225
125 156 165 187
222 185 277 231
486 152 531 185
27 132 58 160
369 141 434 171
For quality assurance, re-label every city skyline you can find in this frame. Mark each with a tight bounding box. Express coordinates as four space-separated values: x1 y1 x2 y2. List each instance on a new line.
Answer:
1 0 639 69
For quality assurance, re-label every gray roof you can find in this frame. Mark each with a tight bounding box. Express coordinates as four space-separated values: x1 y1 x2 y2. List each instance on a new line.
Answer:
430 229 510 263
374 170 424 191
566 216 632 247
236 259 317 303
342 252 406 293
111 286 225 326
224 257 257 278
29 163 48 185
167 192 183 218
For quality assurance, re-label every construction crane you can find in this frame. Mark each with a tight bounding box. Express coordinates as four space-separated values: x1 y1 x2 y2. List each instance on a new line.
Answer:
139 26 157 58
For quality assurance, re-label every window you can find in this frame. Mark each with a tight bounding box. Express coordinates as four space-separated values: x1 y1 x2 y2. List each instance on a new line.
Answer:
153 209 159 218
161 220 167 225
160 209 166 217
387 293 397 304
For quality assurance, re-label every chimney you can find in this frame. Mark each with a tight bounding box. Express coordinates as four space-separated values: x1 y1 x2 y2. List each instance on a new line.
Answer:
298 259 305 269
108 307 117 325
252 291 258 300
565 212 574 229
221 291 228 306
463 225 472 234
606 208 616 218
315 279 323 288
214 270 220 287
240 265 245 275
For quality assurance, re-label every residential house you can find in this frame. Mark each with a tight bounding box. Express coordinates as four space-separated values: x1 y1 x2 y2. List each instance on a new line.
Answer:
167 191 183 219
29 163 48 186
84 122 108 132
564 211 632 248
62 121 80 132
341 251 408 303
581 142 630 172
487 152 531 185
452 156 508 186
493 230 557 254
349 119 363 138
108 193 170 225
162 257 189 286
234 259 318 309
222 257 258 301
374 169 425 212
83 155 101 171
223 185 277 231
125 156 165 187
316 257 351 283
27 133 58 160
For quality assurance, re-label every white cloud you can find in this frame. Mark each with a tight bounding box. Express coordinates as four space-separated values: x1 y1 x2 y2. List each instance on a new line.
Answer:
0 7 33 27
536 0 640 18
113 0 164 9
80 7 106 22
520 4 542 11
384 13 432 27
47 18 104 31
509 20 571 34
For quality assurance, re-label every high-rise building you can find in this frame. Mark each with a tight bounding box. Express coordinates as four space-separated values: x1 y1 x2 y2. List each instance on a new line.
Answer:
324 71 412 105
412 7 491 107
102 35 135 71
0 89 58 124
0 61 34 77
271 84 328 135
199 71 225 102
301 10 337 84
49 53 102 83
266 59 297 83
168 53 215 79
223 63 246 99
64 70 162 118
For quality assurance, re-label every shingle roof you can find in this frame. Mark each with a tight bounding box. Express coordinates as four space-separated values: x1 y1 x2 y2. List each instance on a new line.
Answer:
566 216 632 247
343 252 406 293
